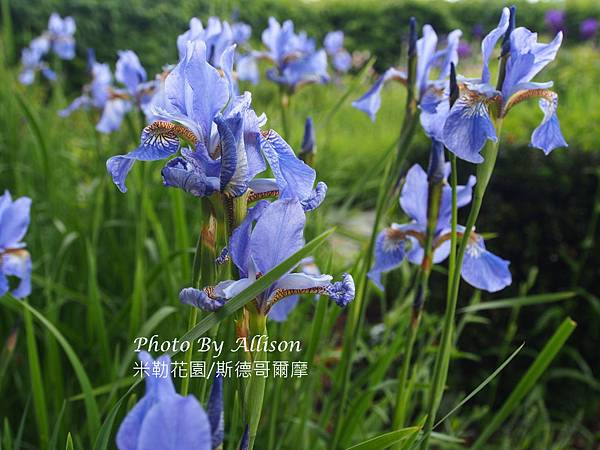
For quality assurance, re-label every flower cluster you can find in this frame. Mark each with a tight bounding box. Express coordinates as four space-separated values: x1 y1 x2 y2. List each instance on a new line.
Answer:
60 49 160 133
239 17 329 91
369 160 511 293
19 12 76 84
0 191 32 299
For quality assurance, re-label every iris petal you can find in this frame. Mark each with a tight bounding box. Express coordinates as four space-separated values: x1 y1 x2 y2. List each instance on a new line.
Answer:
352 67 406 121
530 94 568 154
443 86 498 163
461 236 512 292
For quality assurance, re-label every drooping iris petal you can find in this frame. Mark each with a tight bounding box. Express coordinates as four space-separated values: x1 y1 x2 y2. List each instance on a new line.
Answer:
300 181 327 212
268 296 299 321
333 50 352 73
179 286 227 311
368 224 411 291
352 68 406 122
443 85 498 163
461 235 512 292
97 98 131 134
400 164 429 225
106 156 135 193
161 153 220 198
481 7 511 84
250 199 305 274
136 396 212 450
530 94 568 154
325 273 355 307
259 130 316 200
207 375 224 449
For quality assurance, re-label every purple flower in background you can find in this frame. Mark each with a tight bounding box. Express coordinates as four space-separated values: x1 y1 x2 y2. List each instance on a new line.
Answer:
457 41 472 59
180 199 354 321
369 163 511 293
324 31 352 73
0 191 32 299
545 9 566 34
580 18 598 40
352 22 462 122
472 24 484 40
443 7 567 163
116 352 222 450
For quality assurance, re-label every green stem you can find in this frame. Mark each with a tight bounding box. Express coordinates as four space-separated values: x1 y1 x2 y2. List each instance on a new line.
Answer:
330 109 419 450
245 310 268 450
23 300 49 446
420 128 502 449
279 87 291 141
181 199 218 396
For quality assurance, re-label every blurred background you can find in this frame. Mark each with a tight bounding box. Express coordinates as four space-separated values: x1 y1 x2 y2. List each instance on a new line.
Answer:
1 0 599 448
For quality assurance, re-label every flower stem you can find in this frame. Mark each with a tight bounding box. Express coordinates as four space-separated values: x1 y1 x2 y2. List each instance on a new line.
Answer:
245 309 268 450
392 173 442 433
181 199 218 396
279 87 291 141
420 128 502 449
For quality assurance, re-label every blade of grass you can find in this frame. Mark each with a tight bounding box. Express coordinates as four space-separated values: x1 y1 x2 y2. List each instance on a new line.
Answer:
1 295 102 438
433 343 525 428
346 426 421 450
471 317 576 449
23 300 49 446
459 291 576 313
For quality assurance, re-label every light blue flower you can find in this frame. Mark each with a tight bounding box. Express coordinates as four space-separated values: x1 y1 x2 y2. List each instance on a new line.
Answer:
116 352 223 450
0 191 32 299
369 162 511 292
47 12 76 60
443 6 567 163
180 199 354 320
324 31 352 73
253 17 329 90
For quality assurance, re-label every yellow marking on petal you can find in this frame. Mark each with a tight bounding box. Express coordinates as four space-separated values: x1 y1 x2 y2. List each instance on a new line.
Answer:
247 189 280 203
145 120 198 147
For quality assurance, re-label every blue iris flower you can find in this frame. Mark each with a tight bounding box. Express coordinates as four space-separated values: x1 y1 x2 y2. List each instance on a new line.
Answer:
324 31 352 74
368 162 511 293
353 23 462 122
61 50 157 134
442 7 567 163
116 352 223 450
47 12 76 59
107 41 325 209
179 199 354 321
0 191 32 299
243 17 329 91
